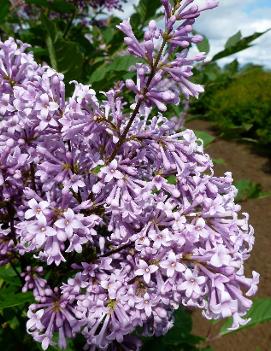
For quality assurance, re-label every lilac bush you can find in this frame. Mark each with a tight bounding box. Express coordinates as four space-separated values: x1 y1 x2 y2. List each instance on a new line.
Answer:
0 0 259 350
10 0 125 11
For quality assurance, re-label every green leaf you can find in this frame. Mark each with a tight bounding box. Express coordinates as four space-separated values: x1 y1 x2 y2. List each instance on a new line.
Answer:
47 0 75 13
213 158 225 165
103 27 115 44
89 63 108 84
195 131 216 147
31 46 48 59
162 308 193 345
0 266 19 285
109 55 138 72
141 308 201 351
234 179 263 202
0 0 10 21
167 175 177 185
202 62 222 81
0 288 33 309
54 38 84 84
130 0 161 34
41 13 84 87
212 29 270 61
89 55 138 84
225 30 242 49
91 165 103 175
196 34 210 54
130 13 142 30
46 34 58 71
25 0 49 7
224 59 239 74
42 16 59 69
137 0 161 23
220 298 271 335
26 0 75 12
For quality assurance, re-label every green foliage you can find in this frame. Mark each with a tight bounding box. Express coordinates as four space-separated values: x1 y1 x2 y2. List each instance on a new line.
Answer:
40 15 85 90
194 131 216 148
0 0 142 96
136 0 161 24
0 321 40 351
0 265 17 283
141 308 202 351
225 31 242 49
209 69 271 144
167 175 177 185
54 38 84 85
0 265 36 349
46 0 75 13
25 0 75 12
220 299 271 335
211 30 270 62
130 0 161 37
213 158 225 165
192 29 271 147
192 66 271 146
0 0 10 21
234 179 270 202
0 266 33 309
89 55 139 86
0 288 33 309
195 33 210 54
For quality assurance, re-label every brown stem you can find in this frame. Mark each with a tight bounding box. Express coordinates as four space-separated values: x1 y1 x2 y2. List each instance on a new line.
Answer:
63 8 77 39
107 37 168 164
30 163 37 192
6 202 16 238
99 242 134 258
10 261 24 284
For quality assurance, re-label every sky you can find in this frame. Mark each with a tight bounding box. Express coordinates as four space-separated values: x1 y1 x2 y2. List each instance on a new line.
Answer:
115 0 271 68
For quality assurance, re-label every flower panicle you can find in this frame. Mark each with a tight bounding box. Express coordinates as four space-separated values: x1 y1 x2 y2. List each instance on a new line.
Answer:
0 1 259 351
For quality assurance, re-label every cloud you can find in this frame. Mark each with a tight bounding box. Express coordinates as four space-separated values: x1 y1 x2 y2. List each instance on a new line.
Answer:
194 0 271 67
116 0 271 67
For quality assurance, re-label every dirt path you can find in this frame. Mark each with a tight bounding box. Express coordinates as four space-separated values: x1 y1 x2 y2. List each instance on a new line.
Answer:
187 120 271 351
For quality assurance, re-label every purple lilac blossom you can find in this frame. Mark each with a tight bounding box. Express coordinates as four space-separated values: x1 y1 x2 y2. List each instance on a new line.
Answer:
0 226 15 265
67 0 126 11
0 1 259 350
87 0 125 10
9 0 126 18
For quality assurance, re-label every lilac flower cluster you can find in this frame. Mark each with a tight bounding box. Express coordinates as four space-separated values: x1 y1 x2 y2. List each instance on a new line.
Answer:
85 0 125 10
0 1 259 350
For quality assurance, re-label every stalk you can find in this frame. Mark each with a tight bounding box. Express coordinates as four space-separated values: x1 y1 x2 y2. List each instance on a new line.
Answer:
107 37 168 163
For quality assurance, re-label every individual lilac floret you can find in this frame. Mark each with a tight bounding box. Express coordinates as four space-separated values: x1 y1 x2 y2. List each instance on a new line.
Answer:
21 266 49 302
135 259 159 284
178 269 206 298
24 199 49 221
27 288 79 350
160 251 185 277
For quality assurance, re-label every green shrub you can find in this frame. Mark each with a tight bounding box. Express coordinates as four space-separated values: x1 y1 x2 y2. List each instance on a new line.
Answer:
195 68 271 145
